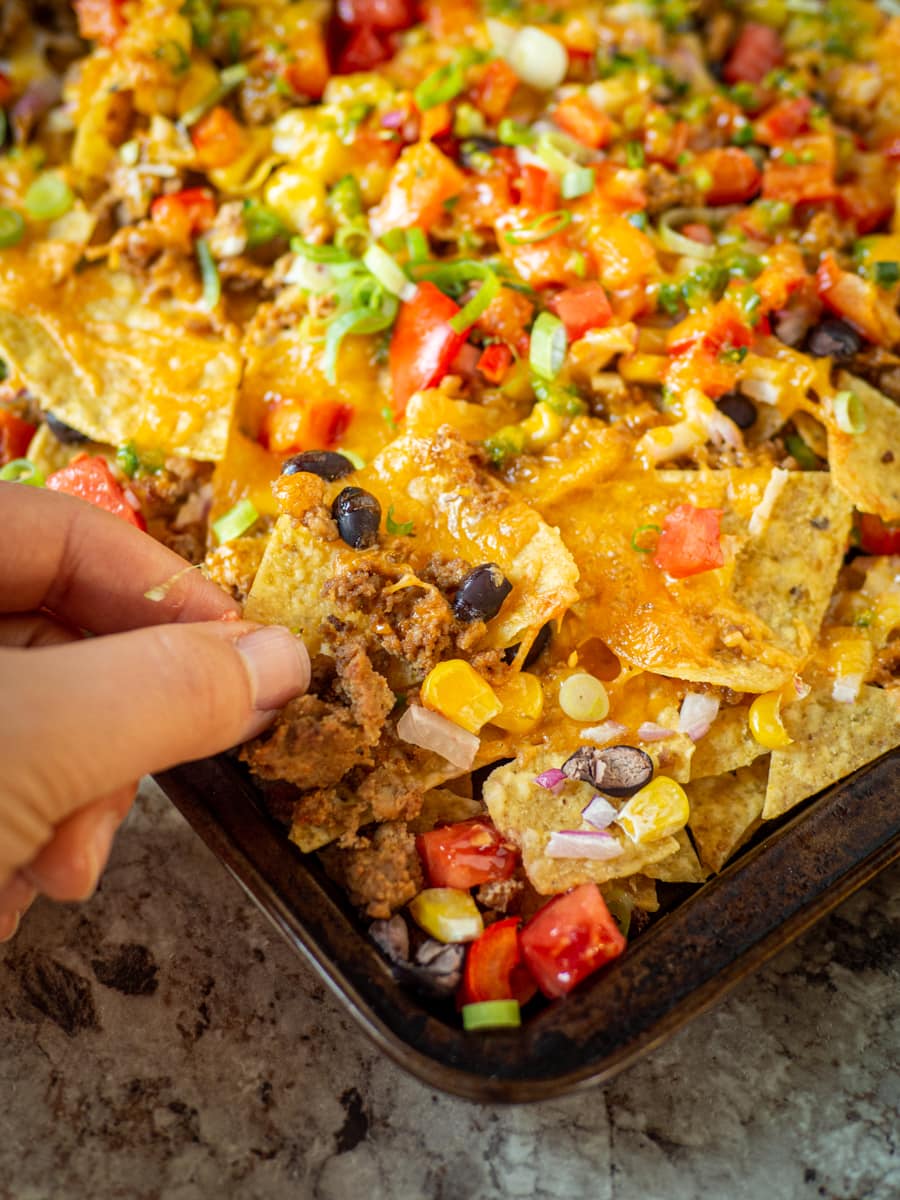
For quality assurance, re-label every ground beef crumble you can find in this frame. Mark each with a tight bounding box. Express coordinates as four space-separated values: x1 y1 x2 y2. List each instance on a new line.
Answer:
320 822 423 919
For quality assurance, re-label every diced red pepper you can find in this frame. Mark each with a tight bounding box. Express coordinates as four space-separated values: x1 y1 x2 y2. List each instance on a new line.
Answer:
548 282 613 341
191 106 246 170
519 883 626 999
835 183 894 237
857 513 900 556
517 165 560 214
46 455 145 529
723 23 783 85
753 96 813 145
477 343 513 384
416 817 518 891
0 72 13 108
74 0 127 45
653 504 724 578
470 59 519 123
762 159 835 205
389 281 468 418
458 917 537 1007
0 409 37 466
261 398 354 455
553 93 613 149
336 0 416 29
335 24 391 72
693 147 761 206
150 188 216 243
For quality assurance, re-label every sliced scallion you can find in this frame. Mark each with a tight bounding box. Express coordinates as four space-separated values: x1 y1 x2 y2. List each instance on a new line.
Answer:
196 239 220 310
213 498 259 544
0 207 25 249
497 118 534 146
449 270 500 334
339 449 366 469
0 458 44 486
405 227 429 264
414 59 467 111
529 311 567 380
363 244 414 300
631 523 661 553
561 166 594 199
505 210 572 245
833 389 867 435
322 298 398 384
24 173 74 222
874 261 900 288
181 62 248 127
243 200 284 248
462 999 521 1031
291 238 354 264
386 504 415 536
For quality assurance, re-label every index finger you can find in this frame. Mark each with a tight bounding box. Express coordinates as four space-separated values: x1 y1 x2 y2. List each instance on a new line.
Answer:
0 483 240 632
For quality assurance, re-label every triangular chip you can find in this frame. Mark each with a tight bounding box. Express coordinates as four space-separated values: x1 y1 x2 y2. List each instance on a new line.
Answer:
687 757 770 873
829 374 900 521
763 685 900 819
643 828 708 883
690 703 766 779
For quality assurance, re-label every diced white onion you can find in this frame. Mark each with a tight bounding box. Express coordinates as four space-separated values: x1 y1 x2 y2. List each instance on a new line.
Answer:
748 467 789 538
506 27 569 91
397 704 479 770
637 721 676 742
832 674 862 704
581 720 628 743
486 17 518 56
678 692 720 741
582 796 618 830
740 376 780 406
546 830 623 860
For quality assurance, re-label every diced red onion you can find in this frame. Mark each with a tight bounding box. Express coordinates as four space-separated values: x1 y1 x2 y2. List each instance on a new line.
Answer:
397 704 479 770
678 692 720 741
582 795 617 830
581 720 628 743
380 109 406 129
12 77 62 141
546 830 623 861
535 768 567 792
637 721 676 742
772 305 812 348
832 674 862 704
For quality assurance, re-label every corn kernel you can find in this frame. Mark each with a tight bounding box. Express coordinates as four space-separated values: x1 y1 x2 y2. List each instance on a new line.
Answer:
264 166 328 235
618 353 668 384
559 673 610 723
408 888 484 943
617 776 689 844
490 672 544 733
520 402 565 451
823 628 874 680
421 660 502 734
748 691 793 749
873 592 900 640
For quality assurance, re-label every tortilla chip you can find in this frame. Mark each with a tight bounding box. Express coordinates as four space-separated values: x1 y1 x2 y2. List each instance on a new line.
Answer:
603 874 660 914
25 422 110 476
483 748 678 894
687 757 770 872
545 468 850 693
763 685 900 819
505 415 633 508
0 269 240 460
407 788 485 833
690 703 765 779
403 388 515 443
829 374 900 521
644 828 708 883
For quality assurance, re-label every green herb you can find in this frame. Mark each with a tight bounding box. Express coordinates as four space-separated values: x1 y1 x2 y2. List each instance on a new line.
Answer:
116 441 141 479
657 281 682 316
386 504 415 536
180 0 216 48
730 82 758 110
630 523 661 553
874 261 900 288
484 424 526 466
497 118 534 147
719 345 749 364
731 122 755 147
328 175 364 226
532 377 587 416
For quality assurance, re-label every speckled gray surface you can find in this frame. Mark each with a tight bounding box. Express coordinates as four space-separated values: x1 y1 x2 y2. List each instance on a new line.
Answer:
0 778 897 1200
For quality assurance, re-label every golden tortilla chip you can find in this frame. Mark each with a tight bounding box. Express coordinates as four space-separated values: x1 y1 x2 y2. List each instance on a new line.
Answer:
763 684 900 819
687 757 770 873
0 268 240 460
829 374 900 521
690 703 765 779
644 828 708 883
407 788 484 833
25 423 110 476
483 748 678 894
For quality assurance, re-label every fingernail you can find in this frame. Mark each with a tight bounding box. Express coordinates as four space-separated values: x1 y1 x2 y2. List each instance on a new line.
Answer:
236 626 311 711
0 912 20 942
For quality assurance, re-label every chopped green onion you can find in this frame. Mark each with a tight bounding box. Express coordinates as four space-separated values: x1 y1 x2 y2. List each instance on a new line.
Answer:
657 282 682 315
380 228 405 255
196 239 220 310
323 298 398 384
386 504 415 536
532 377 586 415
181 0 215 47
339 449 366 469
535 132 577 175
449 270 500 334
484 424 526 466
626 210 648 231
736 284 762 326
0 207 25 249
561 166 594 199
154 39 191 74
785 433 820 469
328 175 363 226
116 441 141 479
504 210 572 245
530 312 567 380
0 458 44 486
497 118 534 146
24 173 74 222
333 221 371 256
290 238 353 264
833 389 867 435
631 523 661 553
625 140 645 169
405 227 429 264
692 166 713 193
414 60 467 111
213 498 259 544
658 207 719 260
731 122 754 147
243 200 284 248
461 999 521 1031
363 244 414 300
181 62 248 127
874 261 900 288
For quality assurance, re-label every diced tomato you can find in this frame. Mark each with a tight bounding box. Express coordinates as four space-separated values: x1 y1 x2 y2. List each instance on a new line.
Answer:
553 93 613 150
858 513 900 556
458 918 537 1007
371 142 465 234
519 883 626 999
475 285 533 350
681 222 714 245
0 72 13 108
752 243 809 312
337 0 416 29
335 24 391 72
591 162 647 213
496 219 580 289
816 253 884 343
723 23 783 85
0 410 37 466
835 183 894 236
762 159 835 206
150 188 216 243
74 0 126 45
191 106 246 170
693 147 761 206
517 165 560 214
389 281 468 418
653 504 724 578
667 298 753 357
753 96 812 145
416 817 518 890
548 282 613 341
261 398 354 455
46 455 145 529
470 59 519 123
477 342 513 384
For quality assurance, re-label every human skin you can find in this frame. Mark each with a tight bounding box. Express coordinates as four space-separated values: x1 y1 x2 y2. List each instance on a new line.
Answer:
0 483 310 939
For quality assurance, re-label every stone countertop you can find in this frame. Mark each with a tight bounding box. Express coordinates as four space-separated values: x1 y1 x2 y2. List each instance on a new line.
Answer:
0 780 897 1200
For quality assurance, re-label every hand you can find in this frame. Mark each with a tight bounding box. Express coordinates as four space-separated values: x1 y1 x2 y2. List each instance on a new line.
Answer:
0 483 309 940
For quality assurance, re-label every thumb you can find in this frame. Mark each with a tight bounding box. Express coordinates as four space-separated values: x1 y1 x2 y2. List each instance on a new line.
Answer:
0 622 309 883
